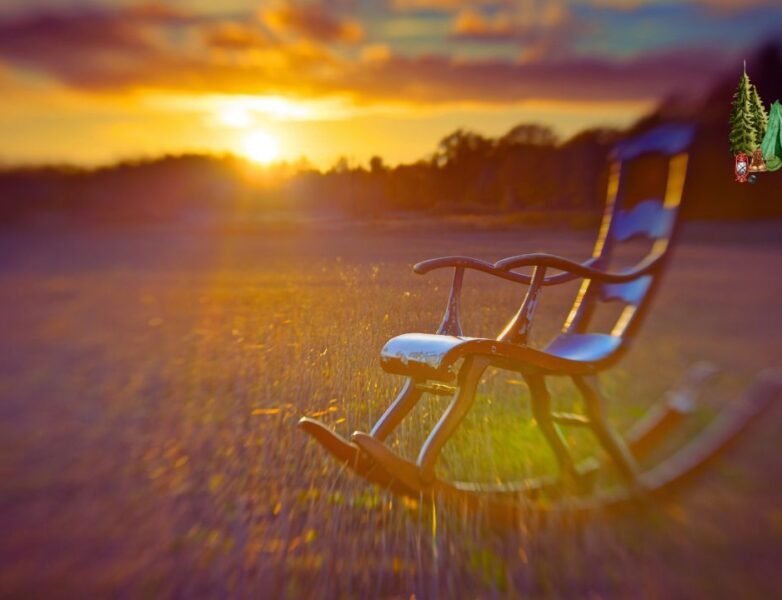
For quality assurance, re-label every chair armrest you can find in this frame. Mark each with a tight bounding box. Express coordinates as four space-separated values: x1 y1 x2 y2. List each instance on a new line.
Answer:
414 256 515 277
494 252 664 283
414 254 602 339
413 255 597 286
411 256 529 336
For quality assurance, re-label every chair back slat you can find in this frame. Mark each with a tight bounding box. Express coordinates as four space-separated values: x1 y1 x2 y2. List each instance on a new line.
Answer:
611 124 695 162
562 123 694 345
600 276 653 305
612 199 675 242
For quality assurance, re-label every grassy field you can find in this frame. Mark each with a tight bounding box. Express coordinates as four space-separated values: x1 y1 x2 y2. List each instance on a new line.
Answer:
1 221 782 598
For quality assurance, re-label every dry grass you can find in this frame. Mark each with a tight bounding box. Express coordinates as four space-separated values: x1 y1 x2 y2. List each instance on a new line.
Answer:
1 222 781 597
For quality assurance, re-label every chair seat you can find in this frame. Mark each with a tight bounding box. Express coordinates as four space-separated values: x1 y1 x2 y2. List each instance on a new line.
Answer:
380 332 622 381
544 333 622 362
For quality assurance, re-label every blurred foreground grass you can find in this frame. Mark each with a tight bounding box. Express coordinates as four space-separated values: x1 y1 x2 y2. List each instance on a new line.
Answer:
1 222 781 597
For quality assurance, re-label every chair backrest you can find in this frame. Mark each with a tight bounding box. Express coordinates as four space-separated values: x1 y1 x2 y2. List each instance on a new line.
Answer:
563 123 695 345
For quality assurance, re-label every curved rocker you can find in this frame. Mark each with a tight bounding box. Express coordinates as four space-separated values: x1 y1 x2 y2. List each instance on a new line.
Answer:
298 417 417 495
298 124 780 519
348 371 780 520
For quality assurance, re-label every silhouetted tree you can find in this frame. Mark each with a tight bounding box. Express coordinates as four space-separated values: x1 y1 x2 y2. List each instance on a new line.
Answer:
433 129 492 168
330 156 353 174
498 124 558 148
369 155 386 174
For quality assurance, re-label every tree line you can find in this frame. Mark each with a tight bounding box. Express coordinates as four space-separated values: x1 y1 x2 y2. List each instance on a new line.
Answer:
1 41 781 228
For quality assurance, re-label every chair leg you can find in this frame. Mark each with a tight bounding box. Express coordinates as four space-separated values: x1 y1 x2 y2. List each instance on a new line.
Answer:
417 357 489 484
370 378 424 442
525 374 578 482
572 375 640 485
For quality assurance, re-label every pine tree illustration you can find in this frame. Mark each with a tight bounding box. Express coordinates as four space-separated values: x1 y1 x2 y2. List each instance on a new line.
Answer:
729 61 757 155
749 83 769 143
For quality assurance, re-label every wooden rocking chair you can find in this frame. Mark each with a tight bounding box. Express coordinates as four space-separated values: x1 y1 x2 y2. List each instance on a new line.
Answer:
300 124 781 517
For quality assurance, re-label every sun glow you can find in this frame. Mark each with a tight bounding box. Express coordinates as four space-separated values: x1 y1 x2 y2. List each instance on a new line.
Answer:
211 96 315 128
218 105 253 128
241 130 280 164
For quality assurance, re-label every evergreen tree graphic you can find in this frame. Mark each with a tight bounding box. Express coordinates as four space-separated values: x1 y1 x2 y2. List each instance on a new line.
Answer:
729 61 757 155
749 83 769 143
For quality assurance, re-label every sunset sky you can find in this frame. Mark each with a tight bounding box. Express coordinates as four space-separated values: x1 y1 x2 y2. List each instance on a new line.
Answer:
1 0 780 168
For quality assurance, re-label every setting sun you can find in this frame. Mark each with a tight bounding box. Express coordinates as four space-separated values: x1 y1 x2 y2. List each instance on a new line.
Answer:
241 130 280 165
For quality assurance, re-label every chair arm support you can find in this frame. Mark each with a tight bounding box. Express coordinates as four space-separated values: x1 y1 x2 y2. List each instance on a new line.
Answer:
494 252 664 283
436 266 464 336
498 265 547 344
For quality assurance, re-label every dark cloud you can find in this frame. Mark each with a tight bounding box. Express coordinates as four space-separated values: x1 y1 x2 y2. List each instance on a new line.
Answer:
339 47 734 103
0 10 153 60
123 3 194 25
0 4 196 85
391 0 509 12
0 4 737 105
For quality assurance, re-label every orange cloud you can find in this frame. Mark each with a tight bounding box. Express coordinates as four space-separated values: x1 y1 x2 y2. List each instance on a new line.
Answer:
203 23 270 51
360 43 393 63
451 2 571 42
262 4 363 44
452 9 516 40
